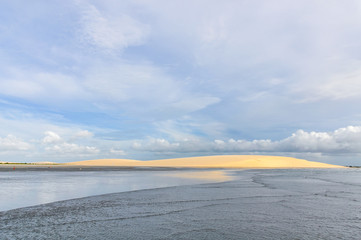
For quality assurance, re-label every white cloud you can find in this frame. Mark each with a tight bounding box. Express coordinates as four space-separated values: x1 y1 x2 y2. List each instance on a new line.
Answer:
0 111 102 144
292 67 361 102
2 125 361 162
42 131 62 144
132 0 361 103
0 70 86 103
73 130 93 139
166 96 220 114
277 126 361 153
110 148 126 156
131 126 361 154
45 142 99 155
0 135 31 152
154 118 227 141
80 3 149 50
84 62 180 103
42 131 99 156
132 138 180 152
83 62 219 117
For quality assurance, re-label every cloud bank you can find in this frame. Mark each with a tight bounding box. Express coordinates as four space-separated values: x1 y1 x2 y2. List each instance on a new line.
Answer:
132 126 361 155
1 126 361 163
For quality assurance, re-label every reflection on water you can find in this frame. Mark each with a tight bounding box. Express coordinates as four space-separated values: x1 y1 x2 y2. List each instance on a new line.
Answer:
0 170 233 211
162 170 233 181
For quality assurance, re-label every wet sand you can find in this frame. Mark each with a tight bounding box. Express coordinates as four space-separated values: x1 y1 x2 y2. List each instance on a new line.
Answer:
1 169 359 239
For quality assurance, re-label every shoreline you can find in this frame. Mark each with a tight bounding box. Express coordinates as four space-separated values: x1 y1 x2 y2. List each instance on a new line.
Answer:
0 164 348 172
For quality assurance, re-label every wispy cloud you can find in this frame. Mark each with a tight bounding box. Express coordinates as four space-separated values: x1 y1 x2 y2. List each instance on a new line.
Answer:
0 135 31 152
0 69 87 105
109 148 126 156
82 61 220 118
79 3 149 51
292 67 361 102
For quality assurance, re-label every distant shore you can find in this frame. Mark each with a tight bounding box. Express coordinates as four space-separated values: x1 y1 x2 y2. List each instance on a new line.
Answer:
0 164 198 172
0 155 345 169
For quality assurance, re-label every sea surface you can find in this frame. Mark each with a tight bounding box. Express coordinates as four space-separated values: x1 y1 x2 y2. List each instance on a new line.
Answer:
1 168 361 239
0 169 231 211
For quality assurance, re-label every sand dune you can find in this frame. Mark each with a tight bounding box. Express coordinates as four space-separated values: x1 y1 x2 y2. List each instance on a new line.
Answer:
66 155 344 168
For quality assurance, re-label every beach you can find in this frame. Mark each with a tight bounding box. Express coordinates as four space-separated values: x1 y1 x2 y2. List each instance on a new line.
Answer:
1 168 360 239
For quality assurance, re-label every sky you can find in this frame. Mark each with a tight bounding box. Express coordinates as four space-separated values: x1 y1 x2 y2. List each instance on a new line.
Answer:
1 0 361 165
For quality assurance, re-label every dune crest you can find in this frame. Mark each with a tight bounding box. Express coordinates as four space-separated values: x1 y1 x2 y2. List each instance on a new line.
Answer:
66 155 344 168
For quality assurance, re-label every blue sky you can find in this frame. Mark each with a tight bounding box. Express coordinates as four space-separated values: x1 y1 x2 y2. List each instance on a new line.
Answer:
1 0 361 165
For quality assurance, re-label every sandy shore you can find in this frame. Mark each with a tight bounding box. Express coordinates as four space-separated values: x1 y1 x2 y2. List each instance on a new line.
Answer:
66 155 344 168
0 155 344 171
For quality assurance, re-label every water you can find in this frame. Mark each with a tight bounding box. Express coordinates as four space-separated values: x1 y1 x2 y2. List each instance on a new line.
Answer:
0 169 231 211
1 168 361 239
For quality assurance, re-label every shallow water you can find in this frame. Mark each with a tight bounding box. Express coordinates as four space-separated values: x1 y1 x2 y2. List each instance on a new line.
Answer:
0 169 232 211
1 168 361 239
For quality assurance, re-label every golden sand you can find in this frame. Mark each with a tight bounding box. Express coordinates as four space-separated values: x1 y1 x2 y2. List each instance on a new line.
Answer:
66 155 344 168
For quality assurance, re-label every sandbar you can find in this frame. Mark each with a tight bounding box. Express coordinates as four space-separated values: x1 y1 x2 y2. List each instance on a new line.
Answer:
66 155 344 168
0 155 344 171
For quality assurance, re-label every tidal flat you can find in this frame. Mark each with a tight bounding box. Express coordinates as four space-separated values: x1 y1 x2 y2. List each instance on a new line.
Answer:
1 169 360 239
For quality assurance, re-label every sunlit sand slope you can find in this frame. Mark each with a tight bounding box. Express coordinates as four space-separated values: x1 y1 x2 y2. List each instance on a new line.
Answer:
66 155 344 168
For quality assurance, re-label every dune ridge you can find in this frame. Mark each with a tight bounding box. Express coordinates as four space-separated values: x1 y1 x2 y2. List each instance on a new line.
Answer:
66 155 344 168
